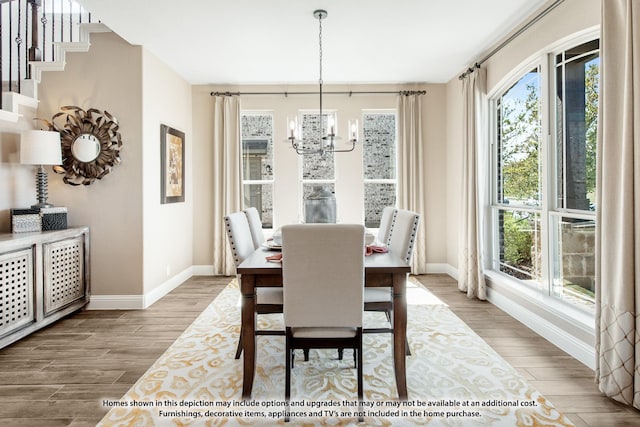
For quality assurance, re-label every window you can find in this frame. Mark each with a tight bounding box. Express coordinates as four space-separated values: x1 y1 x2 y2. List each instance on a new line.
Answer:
362 112 397 227
241 113 274 228
299 111 336 210
491 38 599 312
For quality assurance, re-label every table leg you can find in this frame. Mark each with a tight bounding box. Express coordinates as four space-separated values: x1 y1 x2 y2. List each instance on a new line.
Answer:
241 274 257 399
392 272 408 399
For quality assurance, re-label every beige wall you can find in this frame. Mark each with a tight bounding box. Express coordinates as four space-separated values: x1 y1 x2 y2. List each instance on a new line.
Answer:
191 83 449 269
33 30 193 300
444 0 601 270
141 49 193 295
36 32 144 297
0 108 39 231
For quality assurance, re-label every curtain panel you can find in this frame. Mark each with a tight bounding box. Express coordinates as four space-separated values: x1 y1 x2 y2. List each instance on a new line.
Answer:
211 96 243 276
596 0 640 409
397 94 428 274
458 68 487 300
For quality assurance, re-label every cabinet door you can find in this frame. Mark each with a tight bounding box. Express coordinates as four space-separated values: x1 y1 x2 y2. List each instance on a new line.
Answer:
43 236 85 316
0 248 35 337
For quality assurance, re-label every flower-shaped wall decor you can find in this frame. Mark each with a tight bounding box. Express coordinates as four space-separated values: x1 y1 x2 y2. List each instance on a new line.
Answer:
39 106 123 186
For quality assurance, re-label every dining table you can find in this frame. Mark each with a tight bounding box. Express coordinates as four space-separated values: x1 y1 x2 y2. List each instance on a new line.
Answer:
236 245 411 399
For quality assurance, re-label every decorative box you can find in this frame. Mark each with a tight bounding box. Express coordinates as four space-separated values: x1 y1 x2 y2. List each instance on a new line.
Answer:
10 208 42 233
40 207 68 231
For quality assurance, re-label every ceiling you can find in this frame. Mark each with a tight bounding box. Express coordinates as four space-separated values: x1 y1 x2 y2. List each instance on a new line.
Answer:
77 0 548 85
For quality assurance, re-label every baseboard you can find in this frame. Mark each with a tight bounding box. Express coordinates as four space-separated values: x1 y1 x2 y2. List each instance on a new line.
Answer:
87 266 193 310
87 295 144 310
143 266 194 308
486 286 596 370
425 263 458 279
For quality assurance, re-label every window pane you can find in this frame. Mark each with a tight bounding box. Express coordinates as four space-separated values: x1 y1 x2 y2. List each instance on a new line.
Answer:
364 183 396 228
241 115 273 180
241 113 273 228
243 184 273 228
497 69 541 207
495 209 542 283
551 216 595 311
363 113 396 179
301 112 335 180
556 44 599 211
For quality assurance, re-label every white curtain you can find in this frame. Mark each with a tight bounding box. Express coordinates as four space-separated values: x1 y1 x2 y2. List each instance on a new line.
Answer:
596 0 640 409
397 92 428 274
211 95 243 276
458 68 487 300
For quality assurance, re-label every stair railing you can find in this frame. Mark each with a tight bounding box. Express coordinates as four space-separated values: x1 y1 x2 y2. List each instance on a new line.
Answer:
1 0 94 109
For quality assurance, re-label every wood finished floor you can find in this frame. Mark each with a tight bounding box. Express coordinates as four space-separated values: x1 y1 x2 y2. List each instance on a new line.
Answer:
0 274 638 426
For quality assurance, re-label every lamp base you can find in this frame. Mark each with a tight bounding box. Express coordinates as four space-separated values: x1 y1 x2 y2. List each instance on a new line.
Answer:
30 203 54 209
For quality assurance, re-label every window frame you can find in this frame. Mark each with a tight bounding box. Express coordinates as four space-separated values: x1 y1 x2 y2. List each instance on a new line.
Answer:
240 111 276 229
362 109 398 228
487 30 599 317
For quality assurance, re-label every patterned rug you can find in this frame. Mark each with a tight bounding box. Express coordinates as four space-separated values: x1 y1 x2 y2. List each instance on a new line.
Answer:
97 279 575 427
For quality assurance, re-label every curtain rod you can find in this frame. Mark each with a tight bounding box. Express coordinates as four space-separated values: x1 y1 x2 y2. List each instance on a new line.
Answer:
459 0 565 80
210 90 426 97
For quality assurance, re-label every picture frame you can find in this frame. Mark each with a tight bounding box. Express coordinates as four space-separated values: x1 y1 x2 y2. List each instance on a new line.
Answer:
160 124 185 204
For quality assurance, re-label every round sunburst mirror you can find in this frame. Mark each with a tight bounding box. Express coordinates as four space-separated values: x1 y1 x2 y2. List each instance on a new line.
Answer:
40 106 123 186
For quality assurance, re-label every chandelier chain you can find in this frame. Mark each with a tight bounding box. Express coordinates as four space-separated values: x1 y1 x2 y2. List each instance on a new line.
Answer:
318 14 323 86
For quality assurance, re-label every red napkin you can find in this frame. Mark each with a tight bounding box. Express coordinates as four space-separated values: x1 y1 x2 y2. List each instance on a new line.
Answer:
365 245 389 256
266 253 283 263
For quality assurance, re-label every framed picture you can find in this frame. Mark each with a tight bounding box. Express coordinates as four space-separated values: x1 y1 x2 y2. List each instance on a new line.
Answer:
160 124 185 204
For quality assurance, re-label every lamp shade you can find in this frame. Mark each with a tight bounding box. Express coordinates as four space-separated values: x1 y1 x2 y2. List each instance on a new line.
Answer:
20 130 62 165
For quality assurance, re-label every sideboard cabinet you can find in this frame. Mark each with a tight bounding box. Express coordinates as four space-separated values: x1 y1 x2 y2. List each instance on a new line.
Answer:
0 227 90 349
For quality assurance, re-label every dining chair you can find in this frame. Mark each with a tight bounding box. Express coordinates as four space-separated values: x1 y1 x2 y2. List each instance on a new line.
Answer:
243 206 265 249
376 206 397 245
363 208 420 355
224 211 284 359
282 224 365 422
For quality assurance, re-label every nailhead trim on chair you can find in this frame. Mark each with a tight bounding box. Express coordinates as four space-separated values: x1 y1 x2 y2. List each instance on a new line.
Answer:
224 216 242 266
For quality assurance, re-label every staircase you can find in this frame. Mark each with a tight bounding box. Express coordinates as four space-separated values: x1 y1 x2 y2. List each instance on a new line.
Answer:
0 0 109 123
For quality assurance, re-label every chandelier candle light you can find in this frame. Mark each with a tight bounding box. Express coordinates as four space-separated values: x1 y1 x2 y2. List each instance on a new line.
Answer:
287 9 359 155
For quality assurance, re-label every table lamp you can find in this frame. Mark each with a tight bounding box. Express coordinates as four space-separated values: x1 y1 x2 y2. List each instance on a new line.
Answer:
20 130 63 209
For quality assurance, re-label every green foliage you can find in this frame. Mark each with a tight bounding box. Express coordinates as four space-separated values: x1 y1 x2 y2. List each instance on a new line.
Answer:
502 212 533 268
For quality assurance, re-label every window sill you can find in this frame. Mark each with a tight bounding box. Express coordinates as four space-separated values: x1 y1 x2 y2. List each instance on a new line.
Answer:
484 270 595 334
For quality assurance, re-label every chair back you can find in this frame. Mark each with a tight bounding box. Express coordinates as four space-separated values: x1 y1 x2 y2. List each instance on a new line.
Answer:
387 209 420 264
282 224 365 328
377 206 397 245
243 207 265 249
224 211 255 266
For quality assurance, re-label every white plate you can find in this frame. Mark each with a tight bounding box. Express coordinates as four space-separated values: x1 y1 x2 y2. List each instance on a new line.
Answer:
262 241 282 250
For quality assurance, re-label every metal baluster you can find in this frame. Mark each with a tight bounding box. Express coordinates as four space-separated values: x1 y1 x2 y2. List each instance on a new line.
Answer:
50 0 55 61
59 0 63 47
41 0 47 62
25 0 29 78
1 5 3 110
68 0 72 41
15 0 22 93
9 0 13 91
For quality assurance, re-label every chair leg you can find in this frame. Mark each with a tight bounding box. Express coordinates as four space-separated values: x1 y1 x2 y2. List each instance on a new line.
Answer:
304 349 309 361
357 329 364 423
235 325 244 359
338 348 344 360
285 329 291 423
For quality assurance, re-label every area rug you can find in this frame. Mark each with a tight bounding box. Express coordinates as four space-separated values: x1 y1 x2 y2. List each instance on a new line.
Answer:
97 278 575 427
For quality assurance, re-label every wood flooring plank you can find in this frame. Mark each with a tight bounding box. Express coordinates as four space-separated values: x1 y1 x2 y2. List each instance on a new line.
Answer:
1 275 639 426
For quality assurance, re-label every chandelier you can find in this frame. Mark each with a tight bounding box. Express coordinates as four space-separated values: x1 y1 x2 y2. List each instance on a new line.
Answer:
287 9 358 155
